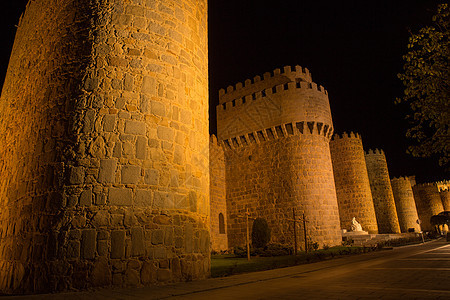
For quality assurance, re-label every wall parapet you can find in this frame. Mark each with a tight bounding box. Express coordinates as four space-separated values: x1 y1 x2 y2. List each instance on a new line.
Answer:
365 148 385 156
217 77 327 111
220 120 333 150
331 131 361 140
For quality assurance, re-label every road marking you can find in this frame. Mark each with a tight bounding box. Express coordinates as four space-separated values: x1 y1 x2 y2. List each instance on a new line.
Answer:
399 258 450 261
367 267 450 270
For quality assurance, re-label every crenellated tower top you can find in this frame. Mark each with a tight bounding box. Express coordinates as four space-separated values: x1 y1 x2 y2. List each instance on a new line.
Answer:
216 65 332 142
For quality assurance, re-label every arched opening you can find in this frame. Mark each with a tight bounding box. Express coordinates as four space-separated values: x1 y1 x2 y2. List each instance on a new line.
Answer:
219 213 225 234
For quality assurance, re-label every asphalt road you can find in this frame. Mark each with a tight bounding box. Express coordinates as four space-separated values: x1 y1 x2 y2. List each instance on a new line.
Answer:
2 239 449 299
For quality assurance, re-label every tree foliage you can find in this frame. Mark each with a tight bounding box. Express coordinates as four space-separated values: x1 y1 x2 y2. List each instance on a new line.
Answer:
397 3 450 167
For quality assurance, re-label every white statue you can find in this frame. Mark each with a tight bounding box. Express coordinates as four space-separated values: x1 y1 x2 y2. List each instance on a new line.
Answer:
351 217 363 232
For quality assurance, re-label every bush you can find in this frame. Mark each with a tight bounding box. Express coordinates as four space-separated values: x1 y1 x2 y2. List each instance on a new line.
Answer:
252 218 271 248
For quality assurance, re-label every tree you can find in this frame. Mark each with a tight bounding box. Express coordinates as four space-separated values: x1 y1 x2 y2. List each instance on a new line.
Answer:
251 218 271 248
397 3 449 167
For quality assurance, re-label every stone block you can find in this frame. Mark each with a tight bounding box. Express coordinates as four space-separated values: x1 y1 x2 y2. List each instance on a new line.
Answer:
131 227 145 257
69 166 84 185
111 230 125 259
141 261 156 285
151 101 165 116
144 169 159 185
103 114 117 132
157 126 174 141
93 210 110 227
157 269 171 282
81 229 96 259
125 120 146 135
121 165 141 184
98 159 117 183
135 136 147 160
135 189 152 207
79 188 92 206
164 227 174 246
151 229 164 245
109 188 132 206
90 257 111 286
141 76 155 95
67 241 80 259
185 224 193 253
154 191 174 209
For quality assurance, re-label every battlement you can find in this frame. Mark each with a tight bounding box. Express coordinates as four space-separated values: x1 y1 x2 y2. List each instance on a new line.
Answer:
220 120 333 150
365 149 385 156
217 65 322 105
217 79 327 112
331 131 361 140
391 176 413 182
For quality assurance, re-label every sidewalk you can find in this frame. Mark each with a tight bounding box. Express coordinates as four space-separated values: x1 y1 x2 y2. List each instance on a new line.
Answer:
1 239 447 300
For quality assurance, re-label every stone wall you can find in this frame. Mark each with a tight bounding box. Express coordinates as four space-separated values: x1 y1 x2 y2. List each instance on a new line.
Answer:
390 177 421 233
0 0 209 294
224 132 342 249
217 67 340 250
364 149 400 233
329 133 378 233
209 135 228 252
413 183 444 231
440 190 450 211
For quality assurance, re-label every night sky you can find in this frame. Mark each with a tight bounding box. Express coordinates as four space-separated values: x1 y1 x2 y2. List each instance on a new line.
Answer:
0 1 447 183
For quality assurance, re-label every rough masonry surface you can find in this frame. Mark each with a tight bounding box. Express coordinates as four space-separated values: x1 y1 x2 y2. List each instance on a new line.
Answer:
0 0 209 294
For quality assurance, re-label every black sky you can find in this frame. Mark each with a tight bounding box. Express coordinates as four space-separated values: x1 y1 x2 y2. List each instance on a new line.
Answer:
0 0 448 183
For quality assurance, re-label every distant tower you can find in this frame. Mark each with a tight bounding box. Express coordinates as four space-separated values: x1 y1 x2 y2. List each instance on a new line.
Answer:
436 181 450 211
217 66 342 249
0 0 209 294
209 135 228 252
440 190 450 211
390 177 421 233
365 149 401 233
413 183 444 231
330 132 378 233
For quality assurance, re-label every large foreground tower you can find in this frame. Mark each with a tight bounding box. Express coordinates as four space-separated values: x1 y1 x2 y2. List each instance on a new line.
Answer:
0 0 209 294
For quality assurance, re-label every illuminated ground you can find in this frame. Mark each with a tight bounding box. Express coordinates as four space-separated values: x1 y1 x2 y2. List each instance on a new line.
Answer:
2 239 449 299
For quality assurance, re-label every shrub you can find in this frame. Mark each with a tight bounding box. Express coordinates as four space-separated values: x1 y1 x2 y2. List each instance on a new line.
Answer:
252 218 271 248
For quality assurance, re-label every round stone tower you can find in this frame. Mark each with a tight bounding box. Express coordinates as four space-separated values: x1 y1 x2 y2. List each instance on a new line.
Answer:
390 177 421 233
0 0 209 294
217 66 342 249
329 132 378 233
413 183 444 231
364 149 401 233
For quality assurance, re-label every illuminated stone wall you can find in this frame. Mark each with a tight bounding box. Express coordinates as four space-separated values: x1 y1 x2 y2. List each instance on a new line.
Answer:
0 0 209 294
209 135 228 252
390 177 421 233
330 133 378 233
365 149 400 233
413 183 444 231
440 190 450 211
217 67 341 250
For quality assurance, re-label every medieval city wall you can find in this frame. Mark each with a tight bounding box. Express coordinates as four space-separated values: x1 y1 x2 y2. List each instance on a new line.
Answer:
329 133 378 233
390 177 421 233
365 149 400 233
209 135 228 252
413 183 444 231
0 0 209 294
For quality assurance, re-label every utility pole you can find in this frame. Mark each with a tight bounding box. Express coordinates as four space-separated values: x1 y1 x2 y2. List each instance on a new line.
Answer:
293 208 297 255
246 208 250 261
303 213 308 253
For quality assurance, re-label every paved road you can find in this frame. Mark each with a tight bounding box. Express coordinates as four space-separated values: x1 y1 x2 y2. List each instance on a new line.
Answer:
3 239 449 299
